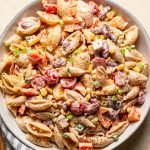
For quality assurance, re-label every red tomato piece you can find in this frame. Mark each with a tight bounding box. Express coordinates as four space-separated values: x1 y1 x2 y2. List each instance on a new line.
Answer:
44 69 59 85
114 71 128 86
60 77 77 88
43 4 57 14
88 1 100 15
70 101 87 116
31 75 46 90
79 142 93 150
18 104 26 115
20 88 39 96
28 52 42 64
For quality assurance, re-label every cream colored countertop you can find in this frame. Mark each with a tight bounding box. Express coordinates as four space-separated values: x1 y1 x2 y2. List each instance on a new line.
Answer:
0 0 150 149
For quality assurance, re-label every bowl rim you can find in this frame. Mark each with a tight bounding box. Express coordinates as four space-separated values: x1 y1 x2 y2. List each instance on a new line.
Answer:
0 0 150 150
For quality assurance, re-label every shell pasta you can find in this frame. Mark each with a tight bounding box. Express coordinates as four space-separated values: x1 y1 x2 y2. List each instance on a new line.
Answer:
0 0 148 149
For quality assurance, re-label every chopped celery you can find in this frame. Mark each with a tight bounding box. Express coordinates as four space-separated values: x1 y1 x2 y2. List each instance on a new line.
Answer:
66 114 74 120
13 48 20 57
75 124 85 132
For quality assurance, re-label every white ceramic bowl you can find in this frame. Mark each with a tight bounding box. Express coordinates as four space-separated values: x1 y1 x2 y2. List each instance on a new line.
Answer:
0 0 150 150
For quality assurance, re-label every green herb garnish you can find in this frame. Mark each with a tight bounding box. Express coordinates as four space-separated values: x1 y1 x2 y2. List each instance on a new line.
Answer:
75 124 85 132
93 81 101 88
63 133 68 138
13 48 20 57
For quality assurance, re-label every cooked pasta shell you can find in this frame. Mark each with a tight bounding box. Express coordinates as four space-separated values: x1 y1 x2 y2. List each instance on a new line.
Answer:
53 84 64 100
25 99 52 111
64 132 78 143
57 0 77 17
123 86 140 101
124 50 142 62
64 89 84 101
47 25 61 52
128 70 148 85
26 122 52 138
121 26 138 47
120 99 136 113
37 11 60 25
72 52 90 70
125 61 137 69
101 83 119 95
96 66 107 86
62 31 82 55
0 59 13 73
106 121 129 137
17 17 40 35
16 116 34 133
24 64 37 80
26 133 53 148
77 0 93 27
4 34 22 46
25 35 39 46
0 80 15 95
81 74 94 89
87 136 114 148
34 112 54 120
6 96 26 106
2 73 24 88
58 66 86 77
77 116 95 128
54 125 65 149
109 16 128 30
107 39 124 63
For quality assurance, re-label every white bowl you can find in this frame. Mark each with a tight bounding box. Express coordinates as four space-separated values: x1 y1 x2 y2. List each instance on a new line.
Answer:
0 0 150 150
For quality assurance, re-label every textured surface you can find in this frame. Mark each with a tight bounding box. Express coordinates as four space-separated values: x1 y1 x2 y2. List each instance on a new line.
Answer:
0 0 150 150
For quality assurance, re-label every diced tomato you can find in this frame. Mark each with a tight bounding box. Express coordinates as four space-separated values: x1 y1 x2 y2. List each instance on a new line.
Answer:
20 88 39 96
79 142 93 150
88 1 100 15
60 77 77 88
43 4 57 14
114 71 128 86
28 52 42 64
31 75 46 90
44 69 59 85
128 106 141 122
18 105 26 115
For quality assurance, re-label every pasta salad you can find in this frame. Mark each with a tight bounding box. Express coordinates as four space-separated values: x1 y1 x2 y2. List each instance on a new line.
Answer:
0 0 148 149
